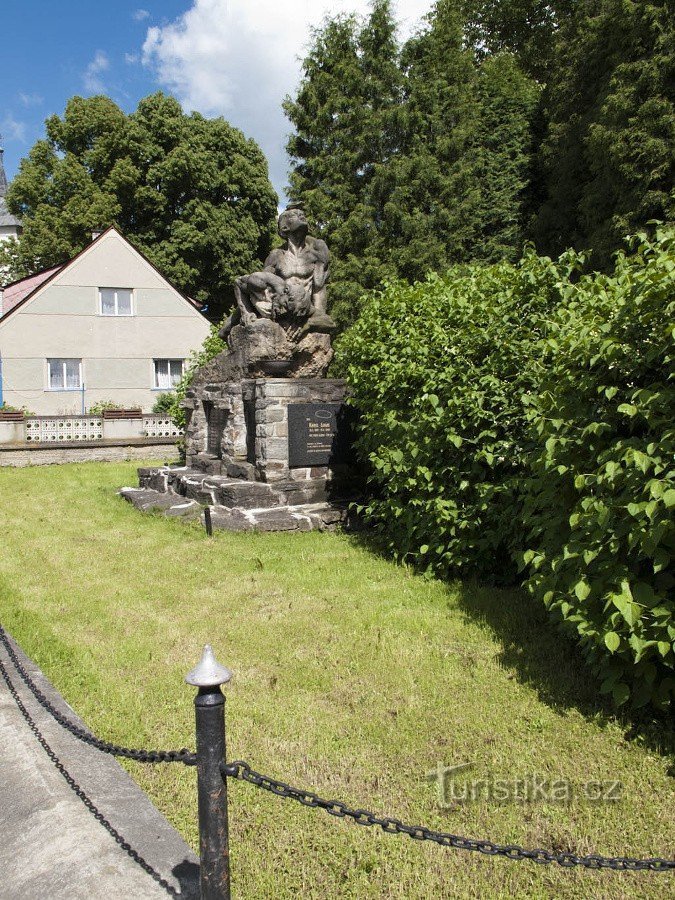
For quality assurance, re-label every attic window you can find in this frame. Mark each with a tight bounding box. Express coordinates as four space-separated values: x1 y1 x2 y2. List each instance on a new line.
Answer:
100 287 133 316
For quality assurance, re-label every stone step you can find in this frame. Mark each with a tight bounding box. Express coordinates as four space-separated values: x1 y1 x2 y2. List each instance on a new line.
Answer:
138 466 199 493
119 487 202 519
214 480 281 509
223 458 257 480
205 501 349 532
138 466 338 510
138 466 283 509
177 473 228 504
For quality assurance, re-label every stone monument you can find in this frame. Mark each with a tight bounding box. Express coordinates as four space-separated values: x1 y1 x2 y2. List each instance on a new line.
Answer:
122 206 356 532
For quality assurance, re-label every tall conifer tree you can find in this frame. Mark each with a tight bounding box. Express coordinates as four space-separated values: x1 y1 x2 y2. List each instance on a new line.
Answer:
469 53 540 262
371 0 479 281
285 1 404 326
531 0 675 265
285 0 543 326
462 0 573 81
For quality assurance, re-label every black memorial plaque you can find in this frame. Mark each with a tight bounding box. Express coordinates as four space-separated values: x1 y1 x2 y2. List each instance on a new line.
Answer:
288 402 348 468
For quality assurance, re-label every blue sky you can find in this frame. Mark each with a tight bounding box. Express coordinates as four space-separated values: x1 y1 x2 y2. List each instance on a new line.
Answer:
2 1 433 202
2 2 186 176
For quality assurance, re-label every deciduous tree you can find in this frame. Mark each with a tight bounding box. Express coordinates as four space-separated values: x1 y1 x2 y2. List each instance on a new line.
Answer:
3 93 278 320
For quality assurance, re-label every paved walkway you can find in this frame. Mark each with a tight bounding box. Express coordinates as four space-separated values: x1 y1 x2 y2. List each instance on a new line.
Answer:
0 633 199 899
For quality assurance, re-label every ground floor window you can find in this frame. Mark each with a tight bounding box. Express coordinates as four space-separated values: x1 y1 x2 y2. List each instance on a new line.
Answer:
47 358 82 390
154 359 184 389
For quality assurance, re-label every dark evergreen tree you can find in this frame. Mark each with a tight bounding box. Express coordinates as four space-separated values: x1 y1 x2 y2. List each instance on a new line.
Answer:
531 0 675 266
389 4 539 272
285 1 404 327
285 0 540 327
373 0 480 280
468 53 540 262
462 0 574 82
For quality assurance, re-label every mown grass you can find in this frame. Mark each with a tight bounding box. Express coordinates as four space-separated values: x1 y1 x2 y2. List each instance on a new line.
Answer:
0 461 673 899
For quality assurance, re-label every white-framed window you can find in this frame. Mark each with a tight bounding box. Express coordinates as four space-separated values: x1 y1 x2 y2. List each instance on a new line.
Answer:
47 358 82 391
99 287 133 316
153 359 184 389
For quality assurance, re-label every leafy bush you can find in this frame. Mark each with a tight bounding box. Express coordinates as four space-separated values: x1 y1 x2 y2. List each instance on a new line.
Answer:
334 250 581 581
167 323 226 430
151 393 176 414
0 402 34 415
521 227 675 711
336 227 674 712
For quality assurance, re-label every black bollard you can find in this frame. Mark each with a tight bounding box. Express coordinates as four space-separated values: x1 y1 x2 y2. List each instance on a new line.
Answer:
186 646 232 900
204 507 213 537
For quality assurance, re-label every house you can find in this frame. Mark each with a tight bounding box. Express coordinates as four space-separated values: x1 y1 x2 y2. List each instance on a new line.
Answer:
0 227 211 414
0 143 22 242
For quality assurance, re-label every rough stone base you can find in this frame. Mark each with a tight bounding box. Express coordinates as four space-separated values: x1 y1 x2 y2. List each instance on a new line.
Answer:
122 466 356 532
202 501 349 532
226 320 333 379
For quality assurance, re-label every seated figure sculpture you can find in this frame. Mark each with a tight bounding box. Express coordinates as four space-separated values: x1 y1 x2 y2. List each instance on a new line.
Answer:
220 205 336 341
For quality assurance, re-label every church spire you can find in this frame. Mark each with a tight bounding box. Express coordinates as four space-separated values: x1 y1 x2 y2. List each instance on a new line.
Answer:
0 135 8 198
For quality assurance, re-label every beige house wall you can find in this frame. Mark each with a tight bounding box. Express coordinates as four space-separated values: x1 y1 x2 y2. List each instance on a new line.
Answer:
0 230 211 414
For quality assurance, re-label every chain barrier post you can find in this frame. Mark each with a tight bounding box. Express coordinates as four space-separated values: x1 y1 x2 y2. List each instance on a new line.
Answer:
186 645 233 900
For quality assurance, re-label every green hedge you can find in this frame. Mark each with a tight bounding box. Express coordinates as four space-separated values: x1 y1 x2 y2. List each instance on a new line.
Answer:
520 227 675 711
335 226 674 712
334 249 577 580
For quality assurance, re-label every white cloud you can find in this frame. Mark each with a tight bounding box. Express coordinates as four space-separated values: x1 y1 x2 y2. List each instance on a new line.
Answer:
83 50 110 94
141 0 433 201
125 53 140 65
19 92 44 107
1 115 26 142
133 8 150 21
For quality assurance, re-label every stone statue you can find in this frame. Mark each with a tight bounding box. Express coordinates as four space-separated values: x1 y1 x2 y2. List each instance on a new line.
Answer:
179 204 345 478
220 205 336 340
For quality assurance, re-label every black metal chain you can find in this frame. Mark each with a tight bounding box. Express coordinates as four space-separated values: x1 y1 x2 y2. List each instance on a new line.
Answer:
222 760 675 872
0 653 181 897
4 623 673 875
0 626 196 765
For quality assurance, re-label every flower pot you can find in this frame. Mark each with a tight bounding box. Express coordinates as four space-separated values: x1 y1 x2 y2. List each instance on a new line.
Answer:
102 408 143 419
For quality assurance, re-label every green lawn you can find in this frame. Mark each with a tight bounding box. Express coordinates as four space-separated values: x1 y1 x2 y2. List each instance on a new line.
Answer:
0 461 672 899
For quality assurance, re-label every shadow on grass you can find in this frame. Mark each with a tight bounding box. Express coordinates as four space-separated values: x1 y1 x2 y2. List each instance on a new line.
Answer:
345 530 675 765
458 579 675 764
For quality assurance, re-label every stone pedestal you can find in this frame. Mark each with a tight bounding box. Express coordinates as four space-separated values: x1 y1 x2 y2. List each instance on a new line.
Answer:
186 376 348 484
125 378 357 533
186 378 348 504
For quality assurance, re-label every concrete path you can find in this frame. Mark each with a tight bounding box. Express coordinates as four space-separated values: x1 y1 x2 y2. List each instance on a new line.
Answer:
0 633 199 899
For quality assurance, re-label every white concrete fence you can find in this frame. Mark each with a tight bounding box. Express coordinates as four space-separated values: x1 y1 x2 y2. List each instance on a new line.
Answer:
0 414 180 446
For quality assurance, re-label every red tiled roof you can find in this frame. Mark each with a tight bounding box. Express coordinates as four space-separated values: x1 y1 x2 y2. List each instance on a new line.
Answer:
1 265 63 316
